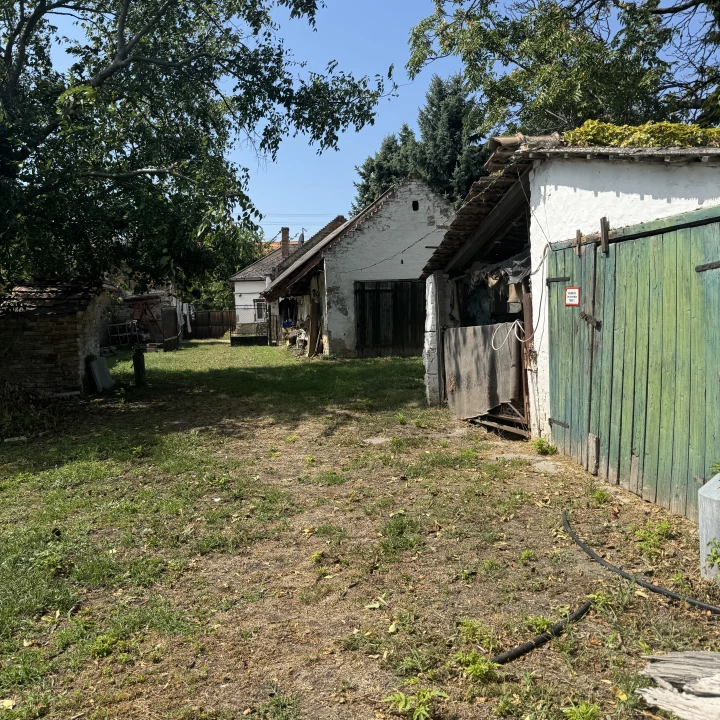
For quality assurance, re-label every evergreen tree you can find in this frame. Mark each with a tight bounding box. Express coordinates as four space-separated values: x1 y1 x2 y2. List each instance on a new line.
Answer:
351 75 487 212
351 125 419 213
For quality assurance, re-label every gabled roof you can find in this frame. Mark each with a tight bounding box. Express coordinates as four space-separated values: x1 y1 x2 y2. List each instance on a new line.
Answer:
0 282 105 316
230 248 285 282
265 181 425 301
274 215 347 277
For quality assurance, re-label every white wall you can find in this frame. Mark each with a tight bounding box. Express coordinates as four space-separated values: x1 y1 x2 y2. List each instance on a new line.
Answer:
528 158 720 437
234 280 267 324
323 180 453 356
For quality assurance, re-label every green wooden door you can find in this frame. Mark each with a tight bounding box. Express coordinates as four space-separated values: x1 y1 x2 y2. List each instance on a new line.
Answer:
549 214 720 520
547 245 596 470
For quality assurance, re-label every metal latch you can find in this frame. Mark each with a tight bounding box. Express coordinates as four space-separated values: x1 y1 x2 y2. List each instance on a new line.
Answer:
579 311 602 330
546 276 571 286
549 418 569 429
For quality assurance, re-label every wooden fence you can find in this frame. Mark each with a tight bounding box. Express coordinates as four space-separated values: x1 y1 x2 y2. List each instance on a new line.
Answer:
193 311 235 339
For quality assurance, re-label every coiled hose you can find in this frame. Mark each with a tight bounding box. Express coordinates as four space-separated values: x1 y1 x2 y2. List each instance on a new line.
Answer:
562 509 720 615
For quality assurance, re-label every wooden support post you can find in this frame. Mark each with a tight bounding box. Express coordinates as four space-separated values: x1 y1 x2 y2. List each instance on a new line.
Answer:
600 217 610 254
575 230 582 256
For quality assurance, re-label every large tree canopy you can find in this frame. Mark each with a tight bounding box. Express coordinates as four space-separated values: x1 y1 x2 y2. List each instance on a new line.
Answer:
351 74 486 212
0 0 387 290
408 0 720 135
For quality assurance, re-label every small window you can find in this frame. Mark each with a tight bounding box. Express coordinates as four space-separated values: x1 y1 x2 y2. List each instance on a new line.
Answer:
412 200 419 211
254 299 266 321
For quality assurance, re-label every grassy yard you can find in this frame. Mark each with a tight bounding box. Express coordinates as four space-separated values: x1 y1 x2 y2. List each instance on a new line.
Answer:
0 341 718 720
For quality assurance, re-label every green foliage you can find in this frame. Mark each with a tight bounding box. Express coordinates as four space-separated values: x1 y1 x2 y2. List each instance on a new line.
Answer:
382 688 448 720
519 549 536 566
712 460 720 475
525 615 553 634
707 539 720 570
380 513 421 557
457 620 498 653
590 485 610 504
351 75 487 212
565 120 720 148
563 702 602 720
407 0 709 136
530 438 558 456
256 691 300 720
397 649 435 676
0 1 387 288
453 650 500 682
632 519 674 558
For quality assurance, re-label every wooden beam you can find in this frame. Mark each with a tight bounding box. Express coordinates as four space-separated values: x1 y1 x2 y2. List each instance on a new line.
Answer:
443 171 530 275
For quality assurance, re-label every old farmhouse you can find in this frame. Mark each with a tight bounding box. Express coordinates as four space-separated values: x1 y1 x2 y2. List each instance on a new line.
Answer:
423 134 720 520
264 179 453 357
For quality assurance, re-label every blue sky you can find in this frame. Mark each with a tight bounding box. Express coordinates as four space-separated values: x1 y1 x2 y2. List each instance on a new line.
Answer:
235 1 462 241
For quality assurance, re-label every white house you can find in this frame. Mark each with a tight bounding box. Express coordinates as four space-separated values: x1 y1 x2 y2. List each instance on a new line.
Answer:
264 179 453 357
230 233 294 329
422 133 720 519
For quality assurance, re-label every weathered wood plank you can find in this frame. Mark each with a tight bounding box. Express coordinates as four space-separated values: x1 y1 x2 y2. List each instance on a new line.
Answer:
633 236 651 498
547 250 563 449
608 242 627 485
560 251 575 457
672 227 692 517
569 248 584 463
641 651 720 687
688 225 708 521
704 223 720 493
589 246 606 447
619 239 639 490
643 233 665 503
580 246 596 470
637 688 720 720
657 230 678 510
598 244 617 481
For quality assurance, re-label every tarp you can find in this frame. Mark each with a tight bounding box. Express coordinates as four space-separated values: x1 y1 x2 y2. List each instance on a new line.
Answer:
443 323 522 420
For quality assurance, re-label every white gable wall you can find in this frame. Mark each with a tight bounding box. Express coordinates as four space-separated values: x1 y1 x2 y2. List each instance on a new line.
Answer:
234 279 267 324
323 180 453 356
528 158 720 438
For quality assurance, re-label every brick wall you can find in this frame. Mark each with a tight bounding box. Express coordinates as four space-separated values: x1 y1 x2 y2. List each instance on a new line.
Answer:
0 294 109 394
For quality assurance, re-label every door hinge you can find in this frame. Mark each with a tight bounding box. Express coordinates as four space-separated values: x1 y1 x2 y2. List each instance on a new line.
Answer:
696 260 720 273
546 276 571 286
579 311 602 330
549 418 569 429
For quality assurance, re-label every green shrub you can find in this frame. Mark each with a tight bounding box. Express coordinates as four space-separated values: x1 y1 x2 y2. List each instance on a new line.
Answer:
530 438 557 456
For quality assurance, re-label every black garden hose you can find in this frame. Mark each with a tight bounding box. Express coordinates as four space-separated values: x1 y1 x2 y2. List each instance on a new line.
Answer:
562 509 720 615
490 599 594 665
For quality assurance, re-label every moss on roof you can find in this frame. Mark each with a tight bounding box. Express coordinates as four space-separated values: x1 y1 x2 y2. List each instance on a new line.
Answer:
564 120 720 148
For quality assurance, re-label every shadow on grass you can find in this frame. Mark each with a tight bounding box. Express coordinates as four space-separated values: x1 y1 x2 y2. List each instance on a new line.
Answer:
107 342 426 424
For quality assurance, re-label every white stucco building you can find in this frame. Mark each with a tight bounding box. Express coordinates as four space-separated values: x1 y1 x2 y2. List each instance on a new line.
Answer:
264 179 453 357
422 134 720 518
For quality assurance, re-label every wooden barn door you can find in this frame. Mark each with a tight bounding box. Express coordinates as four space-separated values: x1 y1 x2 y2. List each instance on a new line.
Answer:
547 245 596 469
354 281 426 357
549 215 720 520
